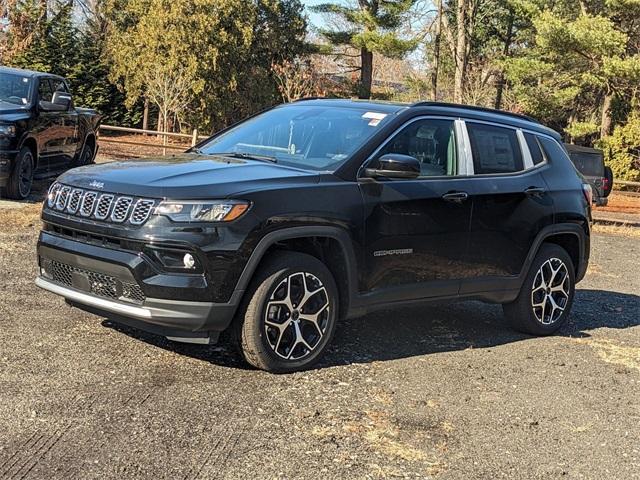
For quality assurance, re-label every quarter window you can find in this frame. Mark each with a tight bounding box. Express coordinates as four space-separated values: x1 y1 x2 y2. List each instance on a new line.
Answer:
467 122 523 174
524 132 544 165
378 119 457 177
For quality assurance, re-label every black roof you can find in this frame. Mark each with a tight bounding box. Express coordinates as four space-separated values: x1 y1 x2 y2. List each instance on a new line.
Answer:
0 65 64 80
291 98 560 139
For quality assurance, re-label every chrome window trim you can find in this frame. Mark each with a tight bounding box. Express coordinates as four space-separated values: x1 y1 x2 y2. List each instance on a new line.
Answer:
358 115 467 180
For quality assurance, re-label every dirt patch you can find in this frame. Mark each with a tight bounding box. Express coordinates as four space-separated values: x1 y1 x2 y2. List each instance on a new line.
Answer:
0 203 41 232
577 338 640 372
592 223 640 237
99 133 192 159
595 192 640 215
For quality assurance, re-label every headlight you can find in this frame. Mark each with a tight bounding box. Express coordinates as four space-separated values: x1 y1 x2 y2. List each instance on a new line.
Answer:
154 200 250 222
0 124 16 137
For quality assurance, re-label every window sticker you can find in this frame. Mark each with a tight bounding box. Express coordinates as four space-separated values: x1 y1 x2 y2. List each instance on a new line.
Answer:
362 111 387 126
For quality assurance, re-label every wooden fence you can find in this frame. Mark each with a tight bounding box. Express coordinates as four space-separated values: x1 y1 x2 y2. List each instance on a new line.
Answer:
98 125 210 155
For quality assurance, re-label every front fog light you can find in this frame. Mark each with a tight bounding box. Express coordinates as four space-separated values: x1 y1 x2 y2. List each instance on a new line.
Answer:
183 253 196 269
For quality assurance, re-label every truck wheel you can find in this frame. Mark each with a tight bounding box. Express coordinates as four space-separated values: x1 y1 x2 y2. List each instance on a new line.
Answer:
6 147 34 200
234 251 339 373
73 141 95 167
503 244 575 336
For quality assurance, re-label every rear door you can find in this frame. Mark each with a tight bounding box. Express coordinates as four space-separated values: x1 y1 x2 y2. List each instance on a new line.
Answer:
360 117 474 302
460 121 555 296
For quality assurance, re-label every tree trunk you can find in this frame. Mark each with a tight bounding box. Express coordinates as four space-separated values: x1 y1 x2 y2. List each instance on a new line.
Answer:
431 0 443 101
142 98 149 135
360 48 373 99
453 0 467 104
494 11 514 110
600 93 613 138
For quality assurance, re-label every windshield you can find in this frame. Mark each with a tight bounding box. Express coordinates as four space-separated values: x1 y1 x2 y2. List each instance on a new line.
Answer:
0 72 32 106
198 104 395 171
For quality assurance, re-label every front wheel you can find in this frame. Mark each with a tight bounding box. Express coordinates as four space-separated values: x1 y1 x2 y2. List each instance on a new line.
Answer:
5 147 34 200
503 244 575 335
233 251 339 373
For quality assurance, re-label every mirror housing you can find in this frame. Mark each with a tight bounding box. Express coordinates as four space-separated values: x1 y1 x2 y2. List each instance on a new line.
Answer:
364 153 420 179
39 91 72 112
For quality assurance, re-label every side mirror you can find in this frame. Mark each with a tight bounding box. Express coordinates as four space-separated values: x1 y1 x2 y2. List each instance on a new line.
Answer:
364 153 421 179
39 91 72 112
52 91 72 109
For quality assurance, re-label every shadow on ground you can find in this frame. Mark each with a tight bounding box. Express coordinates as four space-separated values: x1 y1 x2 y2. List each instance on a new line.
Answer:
101 288 640 371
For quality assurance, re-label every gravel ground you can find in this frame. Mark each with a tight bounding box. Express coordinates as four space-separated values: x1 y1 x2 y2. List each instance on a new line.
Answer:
0 204 638 480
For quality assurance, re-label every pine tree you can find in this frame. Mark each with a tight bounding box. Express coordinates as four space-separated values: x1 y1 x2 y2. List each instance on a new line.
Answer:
311 1 417 99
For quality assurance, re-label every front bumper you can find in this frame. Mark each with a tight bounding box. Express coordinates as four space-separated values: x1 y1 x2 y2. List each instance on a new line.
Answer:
36 231 242 343
0 149 19 186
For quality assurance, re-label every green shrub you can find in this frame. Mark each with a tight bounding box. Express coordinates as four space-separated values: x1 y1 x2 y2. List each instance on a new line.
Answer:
599 111 640 182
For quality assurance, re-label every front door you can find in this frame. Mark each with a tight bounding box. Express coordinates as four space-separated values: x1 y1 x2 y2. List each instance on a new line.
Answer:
360 117 473 302
34 78 66 172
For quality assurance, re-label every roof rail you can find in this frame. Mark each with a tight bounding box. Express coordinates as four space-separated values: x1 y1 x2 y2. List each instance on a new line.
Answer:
411 101 539 123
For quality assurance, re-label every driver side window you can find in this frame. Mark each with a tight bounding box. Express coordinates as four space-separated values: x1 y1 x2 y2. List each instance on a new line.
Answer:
379 118 457 177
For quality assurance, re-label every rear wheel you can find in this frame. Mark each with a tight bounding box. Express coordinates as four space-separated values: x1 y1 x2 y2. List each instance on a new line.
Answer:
6 147 34 200
233 251 339 373
503 244 575 335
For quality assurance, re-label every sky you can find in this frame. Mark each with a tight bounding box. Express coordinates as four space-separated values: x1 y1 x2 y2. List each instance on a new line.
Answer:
301 0 335 30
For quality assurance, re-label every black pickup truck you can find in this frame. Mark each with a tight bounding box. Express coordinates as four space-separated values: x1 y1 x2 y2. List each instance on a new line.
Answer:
0 66 101 199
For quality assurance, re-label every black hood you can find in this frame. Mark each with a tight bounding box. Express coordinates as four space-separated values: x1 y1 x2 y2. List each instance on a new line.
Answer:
58 153 321 199
0 101 30 121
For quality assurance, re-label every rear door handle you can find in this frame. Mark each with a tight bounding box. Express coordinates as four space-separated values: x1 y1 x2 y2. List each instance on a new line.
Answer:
524 186 546 196
442 191 469 203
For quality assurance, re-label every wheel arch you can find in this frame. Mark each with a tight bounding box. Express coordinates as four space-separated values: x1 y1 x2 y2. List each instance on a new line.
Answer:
234 227 360 319
523 223 588 284
19 137 38 167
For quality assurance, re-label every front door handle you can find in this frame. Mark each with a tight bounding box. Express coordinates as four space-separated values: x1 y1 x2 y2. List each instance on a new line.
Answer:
442 191 469 203
524 186 546 196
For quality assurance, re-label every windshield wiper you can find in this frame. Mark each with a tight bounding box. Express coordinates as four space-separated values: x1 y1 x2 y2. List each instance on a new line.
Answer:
211 152 278 163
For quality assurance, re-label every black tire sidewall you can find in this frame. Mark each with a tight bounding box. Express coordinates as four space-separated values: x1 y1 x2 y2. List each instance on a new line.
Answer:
8 147 34 200
239 252 339 373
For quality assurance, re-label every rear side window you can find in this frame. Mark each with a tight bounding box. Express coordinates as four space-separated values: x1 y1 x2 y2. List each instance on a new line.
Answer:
538 136 572 166
524 133 544 165
467 123 523 174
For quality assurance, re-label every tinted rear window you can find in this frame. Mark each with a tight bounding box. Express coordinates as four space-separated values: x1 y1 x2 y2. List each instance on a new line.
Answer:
567 151 604 177
467 123 523 174
538 137 574 168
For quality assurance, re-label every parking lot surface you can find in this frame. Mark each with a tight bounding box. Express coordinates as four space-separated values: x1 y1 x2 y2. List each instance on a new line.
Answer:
0 204 638 479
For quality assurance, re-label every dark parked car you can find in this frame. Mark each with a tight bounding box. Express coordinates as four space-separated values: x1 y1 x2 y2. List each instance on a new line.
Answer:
36 100 592 372
0 66 100 199
565 144 613 206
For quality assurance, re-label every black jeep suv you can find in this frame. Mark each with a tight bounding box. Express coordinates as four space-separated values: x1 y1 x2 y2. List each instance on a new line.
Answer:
36 100 591 372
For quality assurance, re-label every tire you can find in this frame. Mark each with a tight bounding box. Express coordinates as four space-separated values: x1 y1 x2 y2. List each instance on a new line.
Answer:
503 244 575 336
72 141 95 168
6 146 34 200
233 251 339 373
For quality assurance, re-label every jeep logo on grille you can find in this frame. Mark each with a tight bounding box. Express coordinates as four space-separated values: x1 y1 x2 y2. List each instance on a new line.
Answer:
89 180 104 189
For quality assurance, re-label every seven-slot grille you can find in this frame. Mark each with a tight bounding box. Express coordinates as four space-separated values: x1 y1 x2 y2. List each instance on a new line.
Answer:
47 183 156 225
40 257 145 305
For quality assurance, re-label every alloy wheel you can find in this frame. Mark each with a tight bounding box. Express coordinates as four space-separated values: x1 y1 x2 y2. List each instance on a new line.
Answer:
531 257 570 325
263 271 330 360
